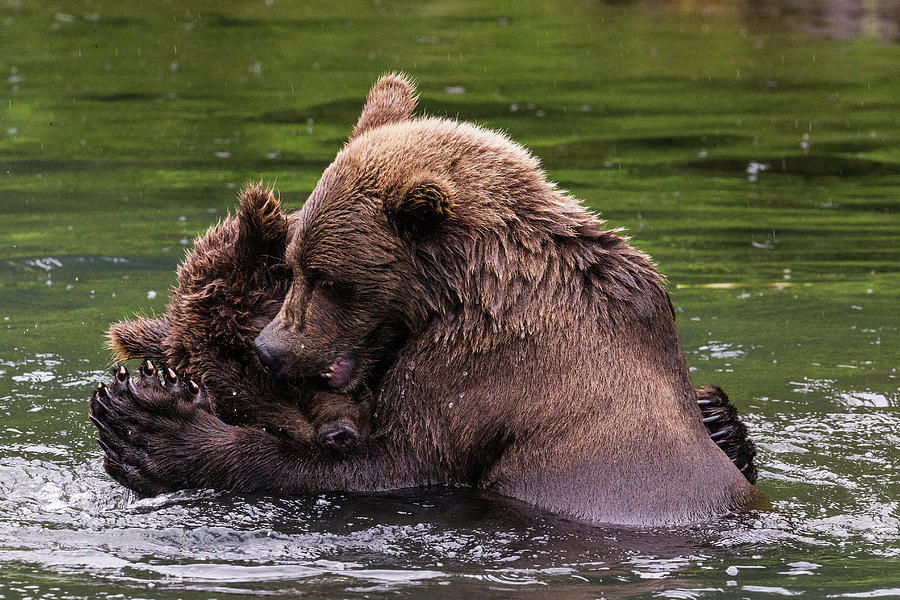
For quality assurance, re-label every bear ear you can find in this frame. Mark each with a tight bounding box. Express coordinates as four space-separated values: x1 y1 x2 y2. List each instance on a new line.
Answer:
350 73 417 140
107 316 171 362
384 175 454 238
237 183 288 258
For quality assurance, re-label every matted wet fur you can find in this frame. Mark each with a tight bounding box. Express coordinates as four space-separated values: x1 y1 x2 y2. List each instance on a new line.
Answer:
92 74 758 525
107 185 370 450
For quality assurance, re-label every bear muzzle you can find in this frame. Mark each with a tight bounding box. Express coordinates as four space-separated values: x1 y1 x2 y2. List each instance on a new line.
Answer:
254 331 287 377
255 324 357 389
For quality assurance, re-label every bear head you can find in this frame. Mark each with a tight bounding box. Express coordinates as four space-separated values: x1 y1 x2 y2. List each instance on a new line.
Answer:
254 73 617 392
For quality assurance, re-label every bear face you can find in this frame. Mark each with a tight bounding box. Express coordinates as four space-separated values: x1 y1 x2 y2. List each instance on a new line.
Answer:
253 189 412 392
250 146 460 390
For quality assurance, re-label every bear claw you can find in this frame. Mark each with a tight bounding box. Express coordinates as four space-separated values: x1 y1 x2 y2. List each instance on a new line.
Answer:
91 390 111 417
164 367 178 385
115 365 128 383
95 381 111 400
89 414 108 434
95 436 115 457
140 359 156 378
185 377 210 411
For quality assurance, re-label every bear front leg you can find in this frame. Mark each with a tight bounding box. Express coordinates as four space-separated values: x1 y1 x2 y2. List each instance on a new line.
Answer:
89 362 418 497
243 401 317 448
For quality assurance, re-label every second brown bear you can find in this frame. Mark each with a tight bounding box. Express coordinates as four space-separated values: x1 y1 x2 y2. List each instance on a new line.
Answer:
108 185 370 451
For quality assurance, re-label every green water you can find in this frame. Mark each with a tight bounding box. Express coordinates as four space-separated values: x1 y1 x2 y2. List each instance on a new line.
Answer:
1 1 898 598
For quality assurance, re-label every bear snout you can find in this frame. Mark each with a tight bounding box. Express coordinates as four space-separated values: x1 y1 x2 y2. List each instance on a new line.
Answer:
254 321 326 381
254 330 287 376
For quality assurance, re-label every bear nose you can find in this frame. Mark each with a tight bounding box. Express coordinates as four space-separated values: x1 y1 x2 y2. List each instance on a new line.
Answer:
254 333 284 375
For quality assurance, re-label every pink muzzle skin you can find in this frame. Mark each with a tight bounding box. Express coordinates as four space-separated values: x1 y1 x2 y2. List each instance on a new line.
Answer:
327 355 356 389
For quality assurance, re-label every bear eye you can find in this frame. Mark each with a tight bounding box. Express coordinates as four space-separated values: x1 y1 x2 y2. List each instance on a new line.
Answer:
308 270 355 302
306 270 332 290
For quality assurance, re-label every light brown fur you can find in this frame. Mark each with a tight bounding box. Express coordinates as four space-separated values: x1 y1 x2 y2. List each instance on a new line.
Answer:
253 74 757 524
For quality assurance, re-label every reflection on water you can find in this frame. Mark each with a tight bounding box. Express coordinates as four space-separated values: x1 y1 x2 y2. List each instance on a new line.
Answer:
744 0 900 41
653 0 900 41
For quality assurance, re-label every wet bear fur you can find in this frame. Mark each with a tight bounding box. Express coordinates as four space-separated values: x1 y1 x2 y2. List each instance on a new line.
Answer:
108 186 370 450
92 74 757 525
251 73 759 523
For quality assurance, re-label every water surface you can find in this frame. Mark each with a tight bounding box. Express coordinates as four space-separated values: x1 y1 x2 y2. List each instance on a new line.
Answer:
1 1 898 598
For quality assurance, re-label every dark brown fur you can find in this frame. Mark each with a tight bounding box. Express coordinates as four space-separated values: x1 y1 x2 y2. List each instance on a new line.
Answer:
697 385 758 484
92 74 757 525
108 185 370 449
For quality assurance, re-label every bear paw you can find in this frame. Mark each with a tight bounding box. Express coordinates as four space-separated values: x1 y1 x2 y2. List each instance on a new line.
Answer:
89 361 221 496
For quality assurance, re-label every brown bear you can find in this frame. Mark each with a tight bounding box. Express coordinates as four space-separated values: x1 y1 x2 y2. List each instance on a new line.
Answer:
107 185 370 450
90 74 757 525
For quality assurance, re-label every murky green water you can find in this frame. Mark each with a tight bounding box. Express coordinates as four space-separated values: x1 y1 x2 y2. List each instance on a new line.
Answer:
1 1 898 598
